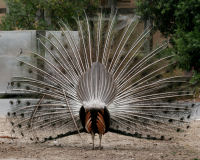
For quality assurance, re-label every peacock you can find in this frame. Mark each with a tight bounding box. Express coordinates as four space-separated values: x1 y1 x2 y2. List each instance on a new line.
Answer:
7 11 197 149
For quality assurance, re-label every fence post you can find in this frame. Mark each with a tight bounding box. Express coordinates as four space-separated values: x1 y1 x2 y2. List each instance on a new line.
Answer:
36 30 46 81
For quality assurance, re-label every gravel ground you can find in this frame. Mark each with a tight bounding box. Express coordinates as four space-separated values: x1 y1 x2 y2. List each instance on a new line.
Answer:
0 117 200 160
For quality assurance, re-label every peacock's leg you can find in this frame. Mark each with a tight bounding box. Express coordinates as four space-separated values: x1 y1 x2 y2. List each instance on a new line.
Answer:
99 134 103 149
91 132 95 149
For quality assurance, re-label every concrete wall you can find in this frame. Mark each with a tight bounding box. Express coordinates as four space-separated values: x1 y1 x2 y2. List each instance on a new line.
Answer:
0 30 79 116
0 30 36 92
0 30 79 93
0 30 199 119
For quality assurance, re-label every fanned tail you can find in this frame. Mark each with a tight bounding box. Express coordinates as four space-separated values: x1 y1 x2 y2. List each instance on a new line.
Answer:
7 11 197 143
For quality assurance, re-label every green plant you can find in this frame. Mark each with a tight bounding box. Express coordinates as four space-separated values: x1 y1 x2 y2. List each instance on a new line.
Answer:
0 0 99 30
136 0 200 82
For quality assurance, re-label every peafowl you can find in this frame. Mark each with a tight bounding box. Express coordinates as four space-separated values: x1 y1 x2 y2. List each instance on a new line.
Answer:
7 11 196 149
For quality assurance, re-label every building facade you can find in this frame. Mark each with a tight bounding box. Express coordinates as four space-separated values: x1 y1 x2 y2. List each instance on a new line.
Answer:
0 0 6 23
101 0 135 8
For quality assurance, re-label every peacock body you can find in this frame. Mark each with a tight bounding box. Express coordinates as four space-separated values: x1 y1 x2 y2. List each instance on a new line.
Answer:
7 12 196 149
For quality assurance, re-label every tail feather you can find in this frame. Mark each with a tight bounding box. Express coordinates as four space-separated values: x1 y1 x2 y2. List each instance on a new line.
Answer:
7 99 82 142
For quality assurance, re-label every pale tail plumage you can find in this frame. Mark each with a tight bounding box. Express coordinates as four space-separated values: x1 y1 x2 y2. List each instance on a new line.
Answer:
7 12 196 147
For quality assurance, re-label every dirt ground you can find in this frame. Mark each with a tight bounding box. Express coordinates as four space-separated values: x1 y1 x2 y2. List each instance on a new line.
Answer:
0 117 200 160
